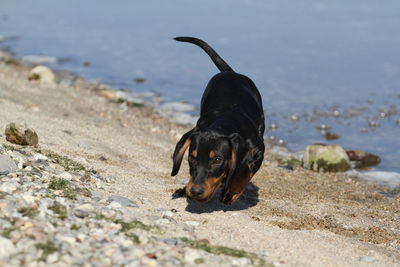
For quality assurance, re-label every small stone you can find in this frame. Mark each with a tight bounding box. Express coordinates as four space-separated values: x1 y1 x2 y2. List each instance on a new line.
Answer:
162 210 174 218
346 149 381 169
5 122 39 146
185 221 200 227
0 236 16 260
332 110 340 117
269 123 278 130
108 195 138 208
20 192 36 204
163 238 178 245
231 257 251 266
289 113 299 121
368 121 378 128
57 172 73 181
28 65 56 84
107 201 123 209
316 124 331 131
74 203 94 218
184 250 203 265
0 181 18 193
359 256 375 262
33 153 48 161
0 155 18 175
324 132 340 141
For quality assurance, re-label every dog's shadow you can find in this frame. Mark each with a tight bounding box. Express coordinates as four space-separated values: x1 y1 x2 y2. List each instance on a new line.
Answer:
172 183 259 214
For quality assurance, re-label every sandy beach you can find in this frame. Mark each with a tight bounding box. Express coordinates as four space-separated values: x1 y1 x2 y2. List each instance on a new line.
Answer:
0 55 399 266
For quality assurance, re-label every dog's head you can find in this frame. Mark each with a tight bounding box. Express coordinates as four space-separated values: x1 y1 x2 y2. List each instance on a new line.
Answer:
171 128 248 202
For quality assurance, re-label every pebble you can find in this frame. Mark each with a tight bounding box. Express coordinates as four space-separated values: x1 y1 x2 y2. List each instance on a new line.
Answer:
0 155 18 175
0 236 16 260
359 256 375 262
107 201 123 209
28 65 56 84
184 250 203 265
108 195 138 208
185 221 200 227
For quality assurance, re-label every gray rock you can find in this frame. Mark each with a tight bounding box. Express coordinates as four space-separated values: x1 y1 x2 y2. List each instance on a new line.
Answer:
0 155 18 175
21 55 58 64
303 144 351 172
359 256 375 262
163 238 179 246
74 203 94 218
108 195 138 208
0 236 16 260
5 122 39 146
0 180 19 194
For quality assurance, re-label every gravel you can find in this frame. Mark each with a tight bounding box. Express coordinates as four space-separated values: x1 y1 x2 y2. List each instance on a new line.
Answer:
0 143 270 266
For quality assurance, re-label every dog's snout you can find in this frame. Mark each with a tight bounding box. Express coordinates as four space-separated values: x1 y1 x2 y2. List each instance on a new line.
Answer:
190 185 205 197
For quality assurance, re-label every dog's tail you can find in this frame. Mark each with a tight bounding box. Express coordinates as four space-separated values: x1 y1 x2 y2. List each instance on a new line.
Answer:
174 36 234 72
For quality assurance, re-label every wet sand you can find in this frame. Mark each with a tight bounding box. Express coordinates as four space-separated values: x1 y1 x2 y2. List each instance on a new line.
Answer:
0 56 399 266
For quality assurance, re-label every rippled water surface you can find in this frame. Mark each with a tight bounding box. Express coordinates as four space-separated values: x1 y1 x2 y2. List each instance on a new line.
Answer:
1 0 399 172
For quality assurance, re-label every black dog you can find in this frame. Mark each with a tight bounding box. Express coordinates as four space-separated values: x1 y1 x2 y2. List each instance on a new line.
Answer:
171 37 265 204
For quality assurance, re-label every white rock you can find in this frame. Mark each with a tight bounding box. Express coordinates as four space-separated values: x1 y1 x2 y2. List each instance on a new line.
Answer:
0 181 18 193
162 210 174 218
29 65 56 84
57 172 73 181
184 250 203 265
107 201 122 209
185 221 200 227
0 236 16 260
231 257 251 266
57 235 76 246
21 192 36 204
46 252 60 264
33 153 48 161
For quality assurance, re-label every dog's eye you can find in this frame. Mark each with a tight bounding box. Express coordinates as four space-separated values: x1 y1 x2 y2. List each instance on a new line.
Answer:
212 156 223 165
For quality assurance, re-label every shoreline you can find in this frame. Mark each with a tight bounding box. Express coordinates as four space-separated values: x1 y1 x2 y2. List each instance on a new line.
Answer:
1 51 399 266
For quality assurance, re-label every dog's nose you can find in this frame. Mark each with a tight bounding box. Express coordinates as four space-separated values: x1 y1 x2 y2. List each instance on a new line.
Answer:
190 185 204 197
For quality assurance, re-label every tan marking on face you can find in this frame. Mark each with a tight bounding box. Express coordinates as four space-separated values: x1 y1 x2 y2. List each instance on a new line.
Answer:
185 178 194 197
202 173 225 199
209 151 216 159
190 150 197 158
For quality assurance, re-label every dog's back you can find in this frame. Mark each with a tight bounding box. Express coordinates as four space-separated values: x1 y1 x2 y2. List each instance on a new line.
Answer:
174 36 264 137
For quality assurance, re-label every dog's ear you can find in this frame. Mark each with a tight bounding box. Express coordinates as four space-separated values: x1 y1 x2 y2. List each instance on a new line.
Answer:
225 133 245 183
171 129 194 176
245 136 265 174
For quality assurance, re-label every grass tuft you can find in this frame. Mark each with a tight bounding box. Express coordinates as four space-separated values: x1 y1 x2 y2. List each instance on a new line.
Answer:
48 202 68 220
180 237 273 267
35 241 58 262
37 149 86 172
18 207 39 218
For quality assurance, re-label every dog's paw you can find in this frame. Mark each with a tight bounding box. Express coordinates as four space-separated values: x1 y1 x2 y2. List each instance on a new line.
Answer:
172 187 186 199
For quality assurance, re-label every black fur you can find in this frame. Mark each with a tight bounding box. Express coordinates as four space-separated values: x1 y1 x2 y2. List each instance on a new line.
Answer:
172 37 265 204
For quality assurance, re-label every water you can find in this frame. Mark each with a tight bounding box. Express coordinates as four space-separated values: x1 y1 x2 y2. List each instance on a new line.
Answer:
1 0 399 173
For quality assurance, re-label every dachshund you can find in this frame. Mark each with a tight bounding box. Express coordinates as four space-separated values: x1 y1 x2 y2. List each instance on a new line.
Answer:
171 37 265 204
